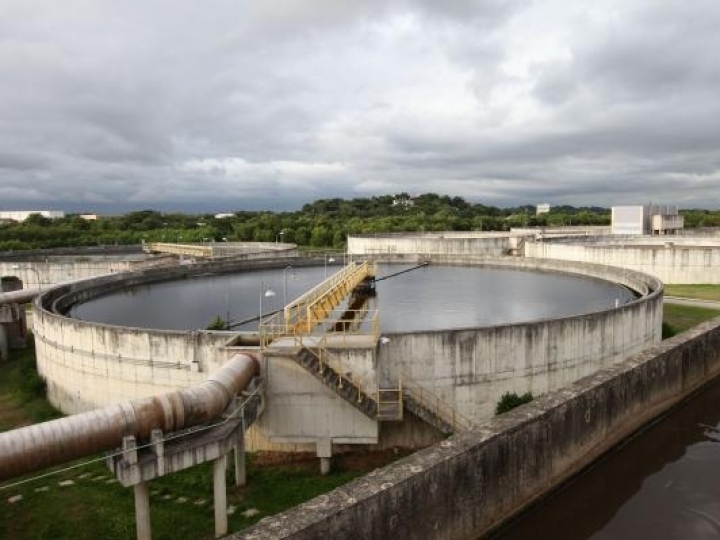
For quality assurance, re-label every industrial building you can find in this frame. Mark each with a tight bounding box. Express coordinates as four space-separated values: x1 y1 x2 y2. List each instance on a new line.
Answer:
611 204 684 235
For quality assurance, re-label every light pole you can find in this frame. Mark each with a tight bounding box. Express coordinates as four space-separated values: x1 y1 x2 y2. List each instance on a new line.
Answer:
259 281 276 328
283 265 295 306
324 254 336 277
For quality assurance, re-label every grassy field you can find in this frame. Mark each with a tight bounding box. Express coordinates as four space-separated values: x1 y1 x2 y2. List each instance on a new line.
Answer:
664 284 720 302
0 340 396 540
662 303 720 338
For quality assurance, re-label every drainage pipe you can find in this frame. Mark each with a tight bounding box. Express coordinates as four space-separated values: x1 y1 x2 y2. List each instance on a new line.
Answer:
0 352 259 482
0 288 41 306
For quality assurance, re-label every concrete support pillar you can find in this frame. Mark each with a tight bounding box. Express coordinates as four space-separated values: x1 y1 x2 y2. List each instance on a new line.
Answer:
316 438 332 476
213 455 228 538
134 482 152 540
234 428 246 487
150 429 165 476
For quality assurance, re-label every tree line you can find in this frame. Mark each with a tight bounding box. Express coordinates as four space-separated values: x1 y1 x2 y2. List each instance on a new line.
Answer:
1 193 717 252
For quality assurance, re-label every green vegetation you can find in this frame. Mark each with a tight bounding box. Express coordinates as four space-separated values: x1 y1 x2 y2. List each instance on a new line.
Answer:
0 194 615 251
0 337 61 431
496 392 534 415
205 314 228 330
662 304 720 339
664 284 720 302
0 343 392 540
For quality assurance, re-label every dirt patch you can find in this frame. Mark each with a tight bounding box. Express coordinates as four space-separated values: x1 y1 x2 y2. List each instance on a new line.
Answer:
252 448 415 473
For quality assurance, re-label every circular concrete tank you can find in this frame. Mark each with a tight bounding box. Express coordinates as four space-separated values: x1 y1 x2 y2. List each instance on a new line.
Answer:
32 254 663 434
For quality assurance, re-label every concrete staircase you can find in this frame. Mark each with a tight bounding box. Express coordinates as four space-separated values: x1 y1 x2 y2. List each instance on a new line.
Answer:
403 395 455 435
402 376 474 435
295 347 379 418
293 349 474 433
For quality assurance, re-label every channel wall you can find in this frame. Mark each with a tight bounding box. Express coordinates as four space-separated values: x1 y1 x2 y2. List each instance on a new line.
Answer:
232 313 720 540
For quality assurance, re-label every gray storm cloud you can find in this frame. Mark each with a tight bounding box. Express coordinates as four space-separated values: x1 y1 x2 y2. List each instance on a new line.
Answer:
0 0 719 212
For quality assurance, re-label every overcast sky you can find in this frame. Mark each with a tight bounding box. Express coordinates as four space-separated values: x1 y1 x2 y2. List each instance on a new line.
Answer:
1 0 719 213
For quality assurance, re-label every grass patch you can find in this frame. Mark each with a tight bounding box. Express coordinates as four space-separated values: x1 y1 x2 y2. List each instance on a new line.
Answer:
662 303 720 339
0 342 393 540
664 284 720 302
0 336 61 431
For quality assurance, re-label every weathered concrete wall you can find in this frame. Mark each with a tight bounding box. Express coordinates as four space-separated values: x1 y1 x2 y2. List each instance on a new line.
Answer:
232 315 720 540
249 356 378 450
374 256 663 423
525 237 720 284
348 233 521 257
34 308 230 414
0 255 174 290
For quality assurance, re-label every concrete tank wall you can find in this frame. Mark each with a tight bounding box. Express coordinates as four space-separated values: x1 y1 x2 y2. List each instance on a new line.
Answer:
375 256 663 423
0 256 173 290
348 233 518 257
33 308 231 414
525 238 720 284
233 314 720 540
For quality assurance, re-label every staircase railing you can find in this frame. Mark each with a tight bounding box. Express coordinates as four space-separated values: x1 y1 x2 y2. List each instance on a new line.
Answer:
402 373 474 432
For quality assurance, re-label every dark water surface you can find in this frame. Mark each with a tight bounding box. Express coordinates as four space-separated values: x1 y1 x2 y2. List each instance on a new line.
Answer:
69 264 635 332
489 377 720 540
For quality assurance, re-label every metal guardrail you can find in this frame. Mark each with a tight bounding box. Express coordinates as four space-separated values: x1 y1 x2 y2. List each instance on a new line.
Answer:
402 373 475 432
260 308 380 348
278 261 375 334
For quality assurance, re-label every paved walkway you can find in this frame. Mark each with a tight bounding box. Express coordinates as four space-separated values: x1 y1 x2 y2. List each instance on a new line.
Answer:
664 295 720 310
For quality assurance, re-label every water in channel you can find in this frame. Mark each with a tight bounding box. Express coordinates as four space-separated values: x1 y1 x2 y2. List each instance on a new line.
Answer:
488 376 720 540
69 263 635 332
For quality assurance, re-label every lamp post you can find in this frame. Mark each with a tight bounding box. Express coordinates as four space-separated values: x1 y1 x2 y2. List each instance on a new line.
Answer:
324 254 336 277
259 281 276 328
283 265 295 306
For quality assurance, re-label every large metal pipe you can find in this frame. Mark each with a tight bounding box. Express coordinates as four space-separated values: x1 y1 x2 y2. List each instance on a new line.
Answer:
0 353 259 482
0 288 41 305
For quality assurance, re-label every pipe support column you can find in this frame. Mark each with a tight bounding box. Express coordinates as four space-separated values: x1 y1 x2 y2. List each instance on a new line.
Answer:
214 455 228 538
134 482 152 540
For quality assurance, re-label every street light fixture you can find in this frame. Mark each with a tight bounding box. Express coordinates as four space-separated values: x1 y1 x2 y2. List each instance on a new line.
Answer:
283 265 295 306
324 254 336 277
259 281 276 328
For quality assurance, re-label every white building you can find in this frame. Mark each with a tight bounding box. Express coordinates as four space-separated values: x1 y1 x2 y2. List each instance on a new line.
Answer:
611 205 684 235
536 203 551 215
0 210 65 222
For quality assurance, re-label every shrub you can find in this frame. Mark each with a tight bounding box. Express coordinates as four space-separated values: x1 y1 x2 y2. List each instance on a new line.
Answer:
496 391 534 415
662 322 677 339
206 315 227 330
